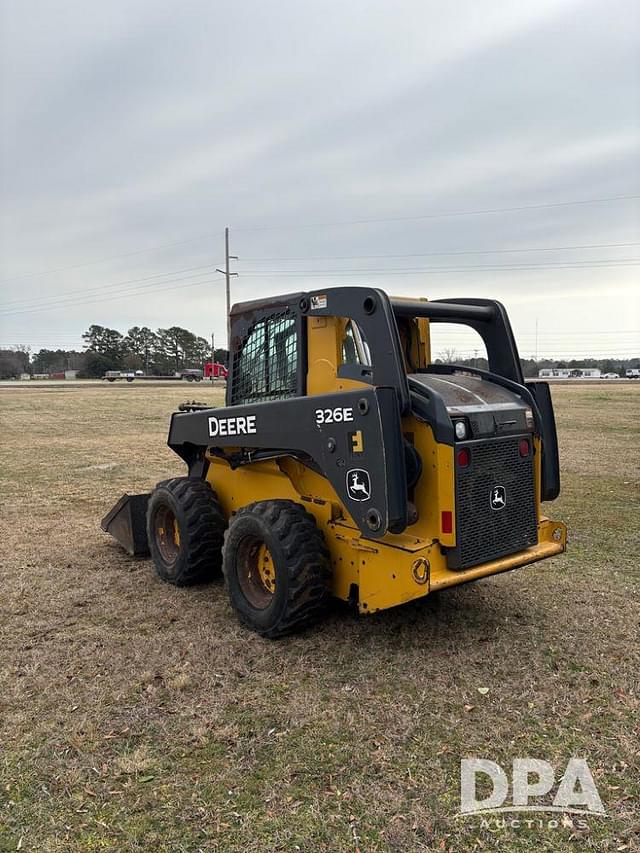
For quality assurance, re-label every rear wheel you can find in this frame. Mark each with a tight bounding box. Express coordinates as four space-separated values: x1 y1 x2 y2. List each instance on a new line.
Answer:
223 500 331 638
147 477 226 586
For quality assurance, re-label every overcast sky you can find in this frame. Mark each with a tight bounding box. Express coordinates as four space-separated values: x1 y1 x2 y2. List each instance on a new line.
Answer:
1 0 638 360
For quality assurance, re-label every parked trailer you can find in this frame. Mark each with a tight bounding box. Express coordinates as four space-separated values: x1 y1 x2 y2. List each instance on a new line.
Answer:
103 371 136 383
103 369 204 382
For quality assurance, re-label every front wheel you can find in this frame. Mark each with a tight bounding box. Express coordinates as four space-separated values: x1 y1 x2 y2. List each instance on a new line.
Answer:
146 478 226 586
223 500 331 638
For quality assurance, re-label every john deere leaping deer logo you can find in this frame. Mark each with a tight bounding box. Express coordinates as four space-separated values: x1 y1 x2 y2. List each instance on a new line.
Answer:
490 485 506 510
347 469 371 502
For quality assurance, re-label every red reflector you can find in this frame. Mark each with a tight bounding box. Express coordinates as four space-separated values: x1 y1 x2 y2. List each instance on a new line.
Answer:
457 448 470 467
519 439 530 457
441 510 453 534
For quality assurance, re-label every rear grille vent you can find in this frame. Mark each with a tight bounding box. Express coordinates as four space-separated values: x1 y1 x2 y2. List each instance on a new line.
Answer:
449 436 538 569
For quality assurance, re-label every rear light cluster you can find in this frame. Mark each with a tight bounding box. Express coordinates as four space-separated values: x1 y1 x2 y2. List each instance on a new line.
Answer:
453 418 469 440
457 448 470 468
456 439 531 468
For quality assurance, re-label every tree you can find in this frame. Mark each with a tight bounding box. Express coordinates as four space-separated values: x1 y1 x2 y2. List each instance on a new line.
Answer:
84 352 114 378
82 325 124 367
156 326 201 373
0 349 29 379
438 347 459 364
32 349 85 374
190 335 212 367
124 326 158 373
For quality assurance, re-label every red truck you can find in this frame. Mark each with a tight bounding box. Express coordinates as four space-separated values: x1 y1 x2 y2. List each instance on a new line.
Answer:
204 362 228 379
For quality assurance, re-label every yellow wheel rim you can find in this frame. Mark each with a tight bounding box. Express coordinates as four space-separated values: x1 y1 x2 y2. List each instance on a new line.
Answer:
256 543 276 594
155 505 181 564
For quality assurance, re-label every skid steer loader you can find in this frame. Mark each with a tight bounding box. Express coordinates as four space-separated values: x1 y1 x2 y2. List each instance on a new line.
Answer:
102 287 566 637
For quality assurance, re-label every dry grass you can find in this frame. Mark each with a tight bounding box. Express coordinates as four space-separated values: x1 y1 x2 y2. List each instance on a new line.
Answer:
0 383 638 852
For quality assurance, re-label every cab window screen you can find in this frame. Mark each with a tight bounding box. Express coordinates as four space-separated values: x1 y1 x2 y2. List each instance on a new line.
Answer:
231 310 298 405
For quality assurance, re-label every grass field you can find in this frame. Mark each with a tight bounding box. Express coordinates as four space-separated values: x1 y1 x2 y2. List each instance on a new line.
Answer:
1 383 638 852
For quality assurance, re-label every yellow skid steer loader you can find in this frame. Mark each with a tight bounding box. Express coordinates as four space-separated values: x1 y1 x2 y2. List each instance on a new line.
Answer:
102 287 566 637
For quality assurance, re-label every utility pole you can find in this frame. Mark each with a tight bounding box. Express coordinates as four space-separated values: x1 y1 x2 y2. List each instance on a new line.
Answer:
216 227 238 349
535 317 539 364
211 332 215 381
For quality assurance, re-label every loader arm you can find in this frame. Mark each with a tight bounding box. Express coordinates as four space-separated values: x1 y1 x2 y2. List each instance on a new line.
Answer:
167 386 408 540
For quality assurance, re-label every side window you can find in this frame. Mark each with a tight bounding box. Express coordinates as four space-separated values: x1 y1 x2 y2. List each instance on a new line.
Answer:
342 320 371 367
231 311 298 405
428 323 488 370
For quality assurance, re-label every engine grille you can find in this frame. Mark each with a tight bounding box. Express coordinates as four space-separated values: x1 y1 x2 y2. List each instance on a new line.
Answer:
449 435 538 570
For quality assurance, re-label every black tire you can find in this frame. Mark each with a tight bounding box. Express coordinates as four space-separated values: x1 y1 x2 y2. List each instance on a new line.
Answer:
146 477 226 586
223 500 331 638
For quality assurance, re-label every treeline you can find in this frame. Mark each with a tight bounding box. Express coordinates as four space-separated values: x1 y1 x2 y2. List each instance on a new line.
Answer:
448 356 639 378
79 325 228 377
0 335 638 380
0 325 229 379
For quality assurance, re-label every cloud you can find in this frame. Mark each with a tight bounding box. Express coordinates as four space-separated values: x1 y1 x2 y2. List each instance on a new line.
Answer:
0 0 638 357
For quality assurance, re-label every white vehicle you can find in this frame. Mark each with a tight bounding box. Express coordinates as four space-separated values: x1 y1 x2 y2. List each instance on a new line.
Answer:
626 369 640 379
103 371 135 383
602 373 619 379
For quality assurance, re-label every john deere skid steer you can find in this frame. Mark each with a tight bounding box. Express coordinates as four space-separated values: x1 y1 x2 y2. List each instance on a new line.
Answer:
102 287 566 637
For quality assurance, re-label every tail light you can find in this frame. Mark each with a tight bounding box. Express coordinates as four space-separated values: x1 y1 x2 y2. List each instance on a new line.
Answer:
457 448 470 468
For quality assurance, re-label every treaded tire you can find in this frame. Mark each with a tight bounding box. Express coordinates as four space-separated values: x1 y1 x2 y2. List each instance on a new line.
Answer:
223 500 331 638
146 477 226 586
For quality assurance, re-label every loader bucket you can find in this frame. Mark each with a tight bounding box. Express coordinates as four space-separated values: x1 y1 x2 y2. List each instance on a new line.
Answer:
101 493 150 556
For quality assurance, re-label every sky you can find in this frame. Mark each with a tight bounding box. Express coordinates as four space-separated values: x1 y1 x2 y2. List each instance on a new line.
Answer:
0 0 639 361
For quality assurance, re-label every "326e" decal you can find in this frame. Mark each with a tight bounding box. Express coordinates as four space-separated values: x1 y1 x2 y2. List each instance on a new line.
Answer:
314 406 354 425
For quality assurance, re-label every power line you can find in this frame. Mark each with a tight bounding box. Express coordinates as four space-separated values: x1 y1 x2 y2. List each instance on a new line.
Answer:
436 348 640 357
0 234 215 285
429 329 640 338
238 258 640 276
1 265 214 310
241 241 640 261
0 270 218 316
234 194 640 232
0 273 225 318
3 193 637 283
518 329 640 336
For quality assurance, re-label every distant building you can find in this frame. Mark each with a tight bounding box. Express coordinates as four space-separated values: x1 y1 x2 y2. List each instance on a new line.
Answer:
64 369 79 380
538 367 601 379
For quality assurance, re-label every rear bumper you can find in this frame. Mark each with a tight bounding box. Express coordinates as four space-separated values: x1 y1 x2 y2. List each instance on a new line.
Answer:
430 517 566 591
347 517 567 614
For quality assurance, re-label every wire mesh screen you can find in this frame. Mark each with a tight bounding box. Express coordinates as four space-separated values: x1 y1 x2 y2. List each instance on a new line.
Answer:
231 310 298 405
